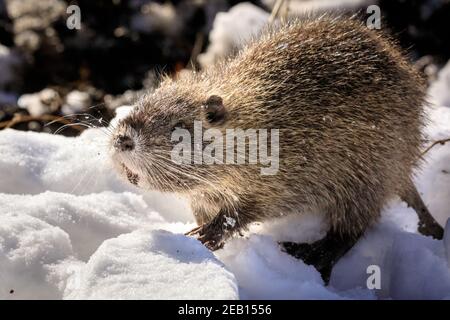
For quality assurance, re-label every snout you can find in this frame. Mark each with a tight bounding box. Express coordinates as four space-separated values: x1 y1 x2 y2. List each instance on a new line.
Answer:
114 134 135 152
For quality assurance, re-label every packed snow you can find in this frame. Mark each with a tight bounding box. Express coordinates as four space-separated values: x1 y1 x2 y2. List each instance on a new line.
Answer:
65 230 238 300
2 62 450 300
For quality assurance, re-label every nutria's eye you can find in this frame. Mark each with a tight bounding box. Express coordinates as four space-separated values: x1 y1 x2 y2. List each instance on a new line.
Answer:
204 95 226 124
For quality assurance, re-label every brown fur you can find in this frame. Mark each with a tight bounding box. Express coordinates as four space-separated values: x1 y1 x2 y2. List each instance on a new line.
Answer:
110 16 443 270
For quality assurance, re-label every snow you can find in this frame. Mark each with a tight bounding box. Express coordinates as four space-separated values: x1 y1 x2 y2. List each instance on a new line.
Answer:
429 60 450 108
0 213 73 299
331 223 450 300
216 235 353 300
2 65 450 300
198 3 269 68
61 90 91 115
0 192 164 261
17 88 61 117
65 230 237 300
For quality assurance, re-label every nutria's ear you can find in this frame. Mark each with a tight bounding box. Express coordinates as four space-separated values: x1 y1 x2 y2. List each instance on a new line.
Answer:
203 95 226 123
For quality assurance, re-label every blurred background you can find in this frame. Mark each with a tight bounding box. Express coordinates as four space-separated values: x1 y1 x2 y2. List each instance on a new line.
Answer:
0 0 449 136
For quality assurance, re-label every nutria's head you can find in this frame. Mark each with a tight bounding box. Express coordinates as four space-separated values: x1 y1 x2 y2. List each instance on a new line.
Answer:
110 83 227 192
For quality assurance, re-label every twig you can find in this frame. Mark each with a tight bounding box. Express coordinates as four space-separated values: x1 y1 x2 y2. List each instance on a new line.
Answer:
421 138 450 156
0 113 85 131
269 0 286 23
189 31 204 69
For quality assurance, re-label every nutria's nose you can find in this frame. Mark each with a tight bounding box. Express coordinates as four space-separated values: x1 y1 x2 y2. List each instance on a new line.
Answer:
114 134 134 151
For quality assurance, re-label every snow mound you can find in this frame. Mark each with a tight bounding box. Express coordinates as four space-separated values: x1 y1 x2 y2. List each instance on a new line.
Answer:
0 213 73 299
0 128 127 195
198 3 269 68
331 223 450 300
0 191 164 260
0 127 191 222
65 230 238 300
217 235 352 299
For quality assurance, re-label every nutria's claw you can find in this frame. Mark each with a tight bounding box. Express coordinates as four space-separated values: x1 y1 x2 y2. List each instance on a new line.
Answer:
185 224 224 251
185 225 203 238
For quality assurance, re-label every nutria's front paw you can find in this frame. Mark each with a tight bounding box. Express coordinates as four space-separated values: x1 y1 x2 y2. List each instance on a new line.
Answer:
185 224 225 251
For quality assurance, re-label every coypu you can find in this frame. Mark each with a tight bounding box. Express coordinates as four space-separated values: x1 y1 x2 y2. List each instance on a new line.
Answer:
110 16 444 282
